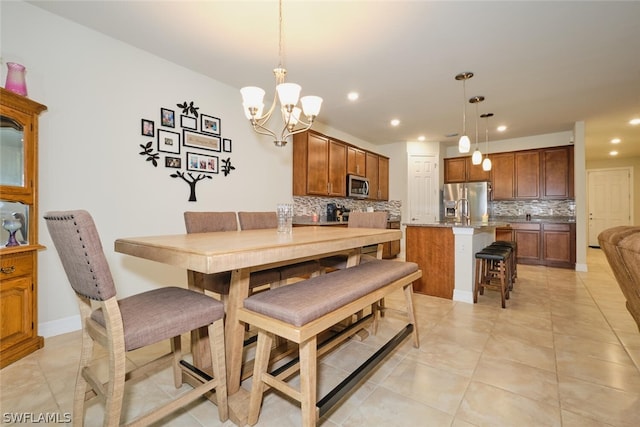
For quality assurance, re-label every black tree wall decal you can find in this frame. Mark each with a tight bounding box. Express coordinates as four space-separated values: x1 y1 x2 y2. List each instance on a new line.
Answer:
170 171 212 201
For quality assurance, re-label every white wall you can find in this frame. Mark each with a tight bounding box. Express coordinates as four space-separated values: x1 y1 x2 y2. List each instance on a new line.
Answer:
0 1 373 336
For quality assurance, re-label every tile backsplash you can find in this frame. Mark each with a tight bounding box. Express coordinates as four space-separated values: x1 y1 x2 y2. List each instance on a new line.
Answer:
490 199 576 218
293 196 401 219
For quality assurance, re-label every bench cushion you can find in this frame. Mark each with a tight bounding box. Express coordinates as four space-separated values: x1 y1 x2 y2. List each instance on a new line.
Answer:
243 259 418 327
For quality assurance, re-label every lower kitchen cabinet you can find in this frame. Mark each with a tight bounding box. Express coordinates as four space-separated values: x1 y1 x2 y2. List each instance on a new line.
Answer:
495 222 575 269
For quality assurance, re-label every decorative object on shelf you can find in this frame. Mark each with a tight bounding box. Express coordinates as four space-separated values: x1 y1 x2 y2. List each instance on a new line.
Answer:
2 218 22 247
455 71 473 153
470 95 485 165
240 0 322 147
481 113 494 171
4 62 27 96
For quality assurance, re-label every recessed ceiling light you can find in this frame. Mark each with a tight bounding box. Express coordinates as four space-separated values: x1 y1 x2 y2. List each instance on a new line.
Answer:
418 135 425 141
390 119 400 127
347 92 359 101
497 125 507 132
609 150 619 156
630 118 640 125
610 138 621 144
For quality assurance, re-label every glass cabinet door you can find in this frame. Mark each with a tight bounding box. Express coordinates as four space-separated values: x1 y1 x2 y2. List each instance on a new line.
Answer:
0 115 25 187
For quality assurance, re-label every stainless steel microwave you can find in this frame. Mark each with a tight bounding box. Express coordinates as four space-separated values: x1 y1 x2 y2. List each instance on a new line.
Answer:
348 174 369 198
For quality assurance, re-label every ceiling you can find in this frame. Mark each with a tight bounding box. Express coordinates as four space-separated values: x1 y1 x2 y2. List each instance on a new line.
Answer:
28 1 640 161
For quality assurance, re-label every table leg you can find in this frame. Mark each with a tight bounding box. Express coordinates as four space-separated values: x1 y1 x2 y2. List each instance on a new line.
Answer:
226 268 251 394
187 269 213 373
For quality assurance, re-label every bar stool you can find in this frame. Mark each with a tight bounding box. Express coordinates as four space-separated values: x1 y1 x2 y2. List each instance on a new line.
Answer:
488 240 517 290
474 245 512 308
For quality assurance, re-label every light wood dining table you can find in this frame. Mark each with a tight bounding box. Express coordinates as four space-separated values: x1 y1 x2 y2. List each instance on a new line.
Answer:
114 225 402 425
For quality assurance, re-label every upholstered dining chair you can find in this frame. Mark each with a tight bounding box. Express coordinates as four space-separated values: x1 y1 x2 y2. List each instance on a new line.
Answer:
319 211 389 270
183 211 280 306
237 211 323 284
44 210 228 426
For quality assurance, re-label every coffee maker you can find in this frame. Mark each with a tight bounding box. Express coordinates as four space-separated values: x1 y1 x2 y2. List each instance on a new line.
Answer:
326 203 337 222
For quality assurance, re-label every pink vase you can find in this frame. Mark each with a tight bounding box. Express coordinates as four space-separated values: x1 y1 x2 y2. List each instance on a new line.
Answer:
4 62 28 96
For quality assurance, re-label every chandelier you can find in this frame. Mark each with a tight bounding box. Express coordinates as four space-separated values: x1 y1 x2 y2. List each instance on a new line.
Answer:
240 0 323 147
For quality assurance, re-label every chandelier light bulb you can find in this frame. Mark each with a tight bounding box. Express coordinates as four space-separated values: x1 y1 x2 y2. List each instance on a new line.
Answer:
300 95 322 118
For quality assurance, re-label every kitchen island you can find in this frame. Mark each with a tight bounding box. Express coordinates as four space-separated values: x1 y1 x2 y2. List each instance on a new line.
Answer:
405 221 505 302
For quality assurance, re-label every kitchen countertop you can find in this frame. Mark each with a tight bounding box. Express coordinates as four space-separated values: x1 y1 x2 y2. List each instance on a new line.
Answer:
491 216 576 224
404 221 508 229
293 215 401 226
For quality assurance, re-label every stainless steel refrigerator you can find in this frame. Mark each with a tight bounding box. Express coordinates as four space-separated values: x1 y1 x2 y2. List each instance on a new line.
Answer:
441 182 490 222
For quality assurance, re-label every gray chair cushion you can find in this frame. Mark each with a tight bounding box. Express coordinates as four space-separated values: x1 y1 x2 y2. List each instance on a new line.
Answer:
244 260 418 327
91 286 225 351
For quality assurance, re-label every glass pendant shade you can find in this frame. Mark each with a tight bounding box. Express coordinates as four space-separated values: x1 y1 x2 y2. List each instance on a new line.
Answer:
276 82 301 107
458 135 470 153
472 148 483 165
300 95 323 117
482 157 492 171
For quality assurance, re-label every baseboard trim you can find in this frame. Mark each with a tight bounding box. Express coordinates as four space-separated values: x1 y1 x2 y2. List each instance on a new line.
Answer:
39 315 81 338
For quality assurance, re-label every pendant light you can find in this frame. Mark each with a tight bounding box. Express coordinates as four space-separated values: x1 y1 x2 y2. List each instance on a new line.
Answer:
480 113 494 171
455 72 474 153
470 95 485 165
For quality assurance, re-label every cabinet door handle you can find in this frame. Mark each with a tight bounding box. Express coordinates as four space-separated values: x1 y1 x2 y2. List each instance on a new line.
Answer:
1 266 16 274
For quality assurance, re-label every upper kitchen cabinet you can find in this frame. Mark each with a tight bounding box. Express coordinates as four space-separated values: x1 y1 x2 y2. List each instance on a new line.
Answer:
443 156 490 183
489 152 515 200
293 130 346 197
347 146 366 177
365 152 389 201
542 146 574 199
514 150 540 199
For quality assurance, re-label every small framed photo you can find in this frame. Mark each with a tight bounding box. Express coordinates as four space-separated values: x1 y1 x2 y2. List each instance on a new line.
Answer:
187 152 218 174
223 138 232 152
183 130 221 152
161 108 175 128
165 156 181 169
141 119 154 136
180 115 197 130
201 114 220 135
157 129 181 154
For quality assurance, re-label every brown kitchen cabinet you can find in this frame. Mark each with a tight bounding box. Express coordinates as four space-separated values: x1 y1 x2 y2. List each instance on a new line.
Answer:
443 156 490 183
542 223 576 268
293 130 346 197
347 146 366 177
514 150 540 199
1 88 47 368
489 152 515 200
542 146 574 199
405 226 454 298
377 156 389 201
502 222 575 269
365 152 389 201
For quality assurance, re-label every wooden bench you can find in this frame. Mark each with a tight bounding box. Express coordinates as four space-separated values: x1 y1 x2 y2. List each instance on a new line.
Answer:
237 259 422 427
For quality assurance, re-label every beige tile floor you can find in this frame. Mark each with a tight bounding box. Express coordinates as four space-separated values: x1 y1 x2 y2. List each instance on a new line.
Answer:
1 248 639 426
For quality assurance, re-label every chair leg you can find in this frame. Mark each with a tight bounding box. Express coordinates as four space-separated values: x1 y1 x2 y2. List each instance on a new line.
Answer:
473 258 481 303
500 261 506 309
299 337 318 427
74 307 94 426
209 318 228 422
172 336 182 388
371 302 380 335
104 338 126 427
403 283 419 348
248 330 273 426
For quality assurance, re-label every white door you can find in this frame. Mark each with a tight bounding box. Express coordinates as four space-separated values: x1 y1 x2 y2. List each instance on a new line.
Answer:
408 154 438 223
587 167 632 246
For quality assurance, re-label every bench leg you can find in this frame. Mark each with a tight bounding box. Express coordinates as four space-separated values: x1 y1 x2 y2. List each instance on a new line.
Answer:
247 330 273 426
403 283 419 348
371 302 380 335
299 337 318 427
